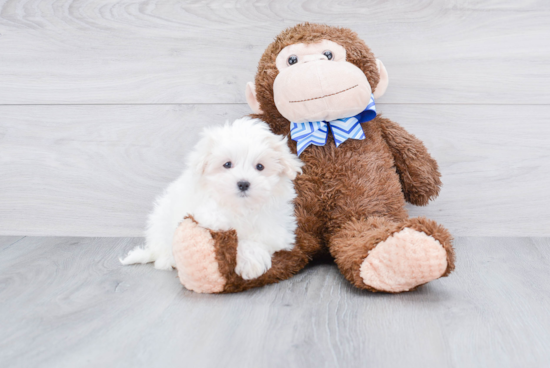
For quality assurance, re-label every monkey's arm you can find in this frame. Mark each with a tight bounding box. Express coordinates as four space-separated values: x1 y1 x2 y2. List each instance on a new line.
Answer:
377 117 442 206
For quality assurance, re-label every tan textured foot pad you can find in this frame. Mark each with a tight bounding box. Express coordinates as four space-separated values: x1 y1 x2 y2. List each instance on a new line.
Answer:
360 228 447 292
172 219 226 293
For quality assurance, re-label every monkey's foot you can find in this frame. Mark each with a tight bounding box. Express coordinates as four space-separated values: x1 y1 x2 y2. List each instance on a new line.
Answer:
331 216 455 293
360 227 448 292
172 217 226 293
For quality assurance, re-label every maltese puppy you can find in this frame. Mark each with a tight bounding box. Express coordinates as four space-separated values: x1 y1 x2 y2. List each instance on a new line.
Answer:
121 117 303 280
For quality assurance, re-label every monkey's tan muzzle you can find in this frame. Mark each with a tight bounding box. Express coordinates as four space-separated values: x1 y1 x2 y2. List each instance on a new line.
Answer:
273 60 372 123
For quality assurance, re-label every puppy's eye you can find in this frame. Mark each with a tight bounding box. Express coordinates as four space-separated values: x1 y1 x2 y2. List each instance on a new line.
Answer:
223 162 232 169
256 163 264 171
323 50 333 60
287 55 298 66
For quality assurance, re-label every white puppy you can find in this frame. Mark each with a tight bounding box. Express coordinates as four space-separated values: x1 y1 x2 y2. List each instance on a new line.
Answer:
121 117 303 280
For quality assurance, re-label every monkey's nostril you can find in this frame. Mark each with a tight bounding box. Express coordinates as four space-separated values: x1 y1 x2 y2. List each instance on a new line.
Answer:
237 181 250 192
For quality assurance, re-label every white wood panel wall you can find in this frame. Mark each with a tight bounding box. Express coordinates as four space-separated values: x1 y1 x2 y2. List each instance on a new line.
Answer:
1 0 549 236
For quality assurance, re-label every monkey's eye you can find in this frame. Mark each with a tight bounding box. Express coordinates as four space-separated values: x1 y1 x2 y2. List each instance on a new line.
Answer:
287 55 298 66
223 162 232 169
323 50 333 60
256 163 264 171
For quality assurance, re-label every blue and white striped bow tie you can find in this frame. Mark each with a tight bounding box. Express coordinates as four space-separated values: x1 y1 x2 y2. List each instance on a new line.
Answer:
290 94 377 156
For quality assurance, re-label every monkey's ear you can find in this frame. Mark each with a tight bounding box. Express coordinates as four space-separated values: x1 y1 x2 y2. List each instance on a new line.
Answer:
373 59 389 99
246 82 263 114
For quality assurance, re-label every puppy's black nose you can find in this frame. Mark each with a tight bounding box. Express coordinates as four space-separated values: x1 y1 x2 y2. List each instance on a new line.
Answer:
237 181 250 192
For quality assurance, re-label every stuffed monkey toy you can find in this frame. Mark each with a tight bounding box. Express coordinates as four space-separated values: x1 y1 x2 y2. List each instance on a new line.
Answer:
173 23 455 293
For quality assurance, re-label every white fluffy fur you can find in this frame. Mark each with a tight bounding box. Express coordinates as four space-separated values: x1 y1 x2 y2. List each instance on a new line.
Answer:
120 117 303 280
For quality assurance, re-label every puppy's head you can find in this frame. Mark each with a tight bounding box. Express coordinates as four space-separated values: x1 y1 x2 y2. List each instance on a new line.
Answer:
187 117 303 208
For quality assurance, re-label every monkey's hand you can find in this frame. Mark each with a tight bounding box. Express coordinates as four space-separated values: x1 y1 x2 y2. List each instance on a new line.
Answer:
378 117 442 206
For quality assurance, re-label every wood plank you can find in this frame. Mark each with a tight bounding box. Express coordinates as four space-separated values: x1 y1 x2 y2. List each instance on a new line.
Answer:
0 236 549 367
0 0 549 104
0 104 249 236
1 103 549 237
0 235 24 249
400 104 550 236
0 236 183 367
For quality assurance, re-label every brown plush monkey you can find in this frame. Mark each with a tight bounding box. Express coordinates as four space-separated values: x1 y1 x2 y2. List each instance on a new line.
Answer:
173 23 455 293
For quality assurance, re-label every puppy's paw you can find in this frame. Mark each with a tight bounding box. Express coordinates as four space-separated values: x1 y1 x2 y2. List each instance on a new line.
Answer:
153 254 176 270
193 210 232 232
235 241 272 280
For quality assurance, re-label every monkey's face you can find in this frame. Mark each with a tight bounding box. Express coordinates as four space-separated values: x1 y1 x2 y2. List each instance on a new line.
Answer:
272 40 372 123
245 25 389 126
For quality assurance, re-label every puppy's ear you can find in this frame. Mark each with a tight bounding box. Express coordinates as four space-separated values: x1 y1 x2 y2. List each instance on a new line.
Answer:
273 136 303 180
186 131 213 175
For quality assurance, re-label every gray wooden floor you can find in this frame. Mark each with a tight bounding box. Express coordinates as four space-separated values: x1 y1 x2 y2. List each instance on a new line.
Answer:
1 236 549 368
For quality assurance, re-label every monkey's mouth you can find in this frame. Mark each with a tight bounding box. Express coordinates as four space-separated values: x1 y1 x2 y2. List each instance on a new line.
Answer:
289 85 358 103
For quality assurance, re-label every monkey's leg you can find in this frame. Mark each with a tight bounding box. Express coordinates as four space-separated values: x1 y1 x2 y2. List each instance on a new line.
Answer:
172 216 320 293
329 216 455 293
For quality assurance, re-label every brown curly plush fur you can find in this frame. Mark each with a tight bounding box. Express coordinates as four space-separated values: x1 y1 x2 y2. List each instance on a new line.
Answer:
197 23 455 293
